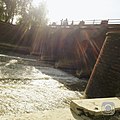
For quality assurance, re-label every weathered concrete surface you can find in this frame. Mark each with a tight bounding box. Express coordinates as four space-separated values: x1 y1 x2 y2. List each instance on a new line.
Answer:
0 21 108 78
85 31 120 98
71 97 120 116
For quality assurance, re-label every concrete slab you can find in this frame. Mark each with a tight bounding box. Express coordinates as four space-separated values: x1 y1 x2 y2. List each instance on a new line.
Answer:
70 97 120 116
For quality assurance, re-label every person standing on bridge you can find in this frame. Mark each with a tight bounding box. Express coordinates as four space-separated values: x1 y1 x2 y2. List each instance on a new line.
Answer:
63 18 68 26
61 19 63 25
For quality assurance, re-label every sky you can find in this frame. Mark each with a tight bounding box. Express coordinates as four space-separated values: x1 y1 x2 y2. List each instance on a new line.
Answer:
33 0 120 23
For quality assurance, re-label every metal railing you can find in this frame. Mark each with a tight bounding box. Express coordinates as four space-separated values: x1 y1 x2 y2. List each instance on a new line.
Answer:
49 19 120 27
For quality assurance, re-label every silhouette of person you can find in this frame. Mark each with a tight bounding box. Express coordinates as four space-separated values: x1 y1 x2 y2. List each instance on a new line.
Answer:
71 20 74 25
61 19 63 25
63 18 68 26
65 18 68 26
52 22 56 26
79 20 85 26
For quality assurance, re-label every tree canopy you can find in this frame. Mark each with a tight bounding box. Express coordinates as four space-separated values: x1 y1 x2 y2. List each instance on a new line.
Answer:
0 0 48 27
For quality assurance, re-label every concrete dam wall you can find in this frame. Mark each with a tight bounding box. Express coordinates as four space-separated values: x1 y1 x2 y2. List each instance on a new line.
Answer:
0 21 109 78
85 31 120 98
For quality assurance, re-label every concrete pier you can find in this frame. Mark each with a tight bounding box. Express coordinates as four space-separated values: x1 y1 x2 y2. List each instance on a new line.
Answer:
85 31 120 98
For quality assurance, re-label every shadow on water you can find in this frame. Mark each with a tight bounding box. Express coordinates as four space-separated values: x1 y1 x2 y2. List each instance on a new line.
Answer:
36 66 88 91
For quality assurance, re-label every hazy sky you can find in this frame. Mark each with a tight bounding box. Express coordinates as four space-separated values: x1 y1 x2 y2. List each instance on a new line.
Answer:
33 0 120 22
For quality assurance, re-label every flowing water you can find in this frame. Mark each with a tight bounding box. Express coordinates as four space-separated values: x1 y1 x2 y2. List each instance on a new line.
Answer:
0 54 86 117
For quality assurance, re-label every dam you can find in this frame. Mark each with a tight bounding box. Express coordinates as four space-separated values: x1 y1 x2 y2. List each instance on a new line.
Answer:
0 19 120 120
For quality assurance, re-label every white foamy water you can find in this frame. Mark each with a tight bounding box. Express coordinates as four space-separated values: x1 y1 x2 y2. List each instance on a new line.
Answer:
0 54 83 116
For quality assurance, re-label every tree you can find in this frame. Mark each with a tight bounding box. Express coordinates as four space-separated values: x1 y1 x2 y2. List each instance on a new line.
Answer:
17 1 48 29
0 0 5 21
29 1 48 27
0 0 17 23
0 0 48 28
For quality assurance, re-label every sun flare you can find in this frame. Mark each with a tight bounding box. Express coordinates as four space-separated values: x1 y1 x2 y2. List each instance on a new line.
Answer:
34 0 119 23
32 0 40 6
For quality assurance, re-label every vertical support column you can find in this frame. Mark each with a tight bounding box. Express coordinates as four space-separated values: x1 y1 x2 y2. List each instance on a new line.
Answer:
85 32 120 98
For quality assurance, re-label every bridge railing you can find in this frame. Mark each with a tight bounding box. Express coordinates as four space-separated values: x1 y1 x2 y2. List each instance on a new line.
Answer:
49 19 120 27
74 19 120 25
108 19 120 24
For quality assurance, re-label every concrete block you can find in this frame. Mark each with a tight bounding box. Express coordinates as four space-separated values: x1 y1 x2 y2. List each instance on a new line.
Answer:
70 97 120 116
